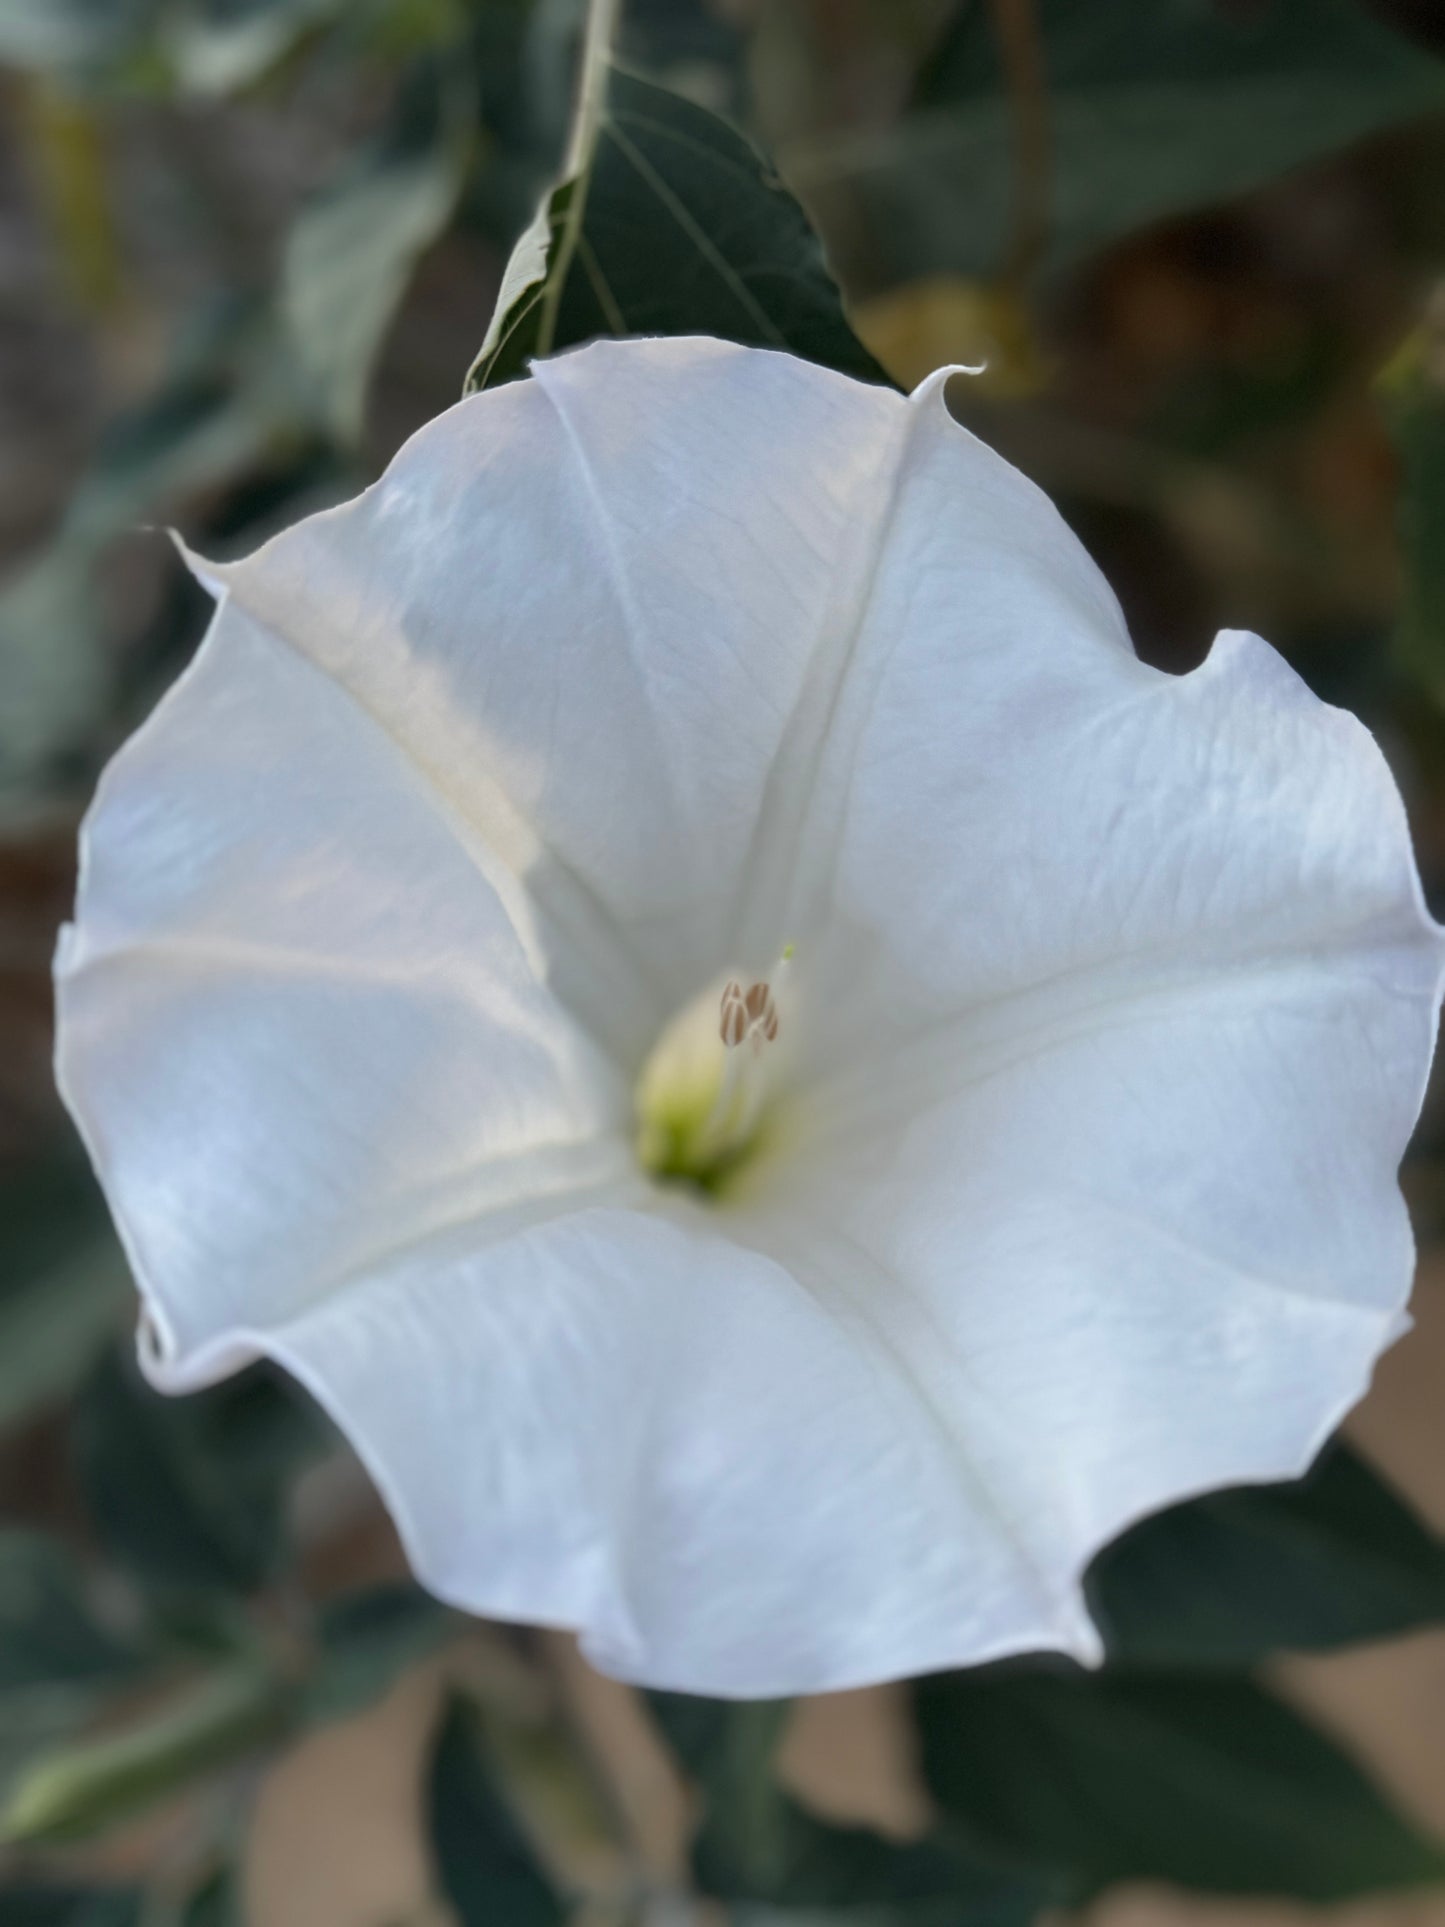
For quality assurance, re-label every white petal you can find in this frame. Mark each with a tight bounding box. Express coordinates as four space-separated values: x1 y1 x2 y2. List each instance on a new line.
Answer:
736 367 1138 963
218 1197 1094 1695
185 338 932 1044
743 618 1444 1616
56 593 629 1372
753 967 1427 1598
789 374 1435 1047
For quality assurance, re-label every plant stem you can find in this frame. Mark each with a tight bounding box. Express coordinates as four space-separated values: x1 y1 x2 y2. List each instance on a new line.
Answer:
537 0 623 355
565 0 622 177
1 1659 289 1846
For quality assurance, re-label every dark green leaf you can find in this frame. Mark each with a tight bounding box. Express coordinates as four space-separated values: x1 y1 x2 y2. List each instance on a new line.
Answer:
0 1886 142 1927
917 1667 1445 1901
0 1149 128 1433
302 1583 454 1725
467 66 887 394
710 1809 1049 1925
0 1534 156 1812
176 1866 243 1927
73 1346 326 1597
791 0 1445 293
647 1689 788 1782
648 1695 793 1896
1091 1443 1445 1668
649 1693 1050 1922
283 61 471 440
426 1696 566 1927
0 1534 142 1692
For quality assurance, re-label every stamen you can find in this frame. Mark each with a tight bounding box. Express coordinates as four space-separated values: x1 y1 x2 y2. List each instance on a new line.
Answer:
636 950 794 1192
720 978 780 1054
720 980 748 1049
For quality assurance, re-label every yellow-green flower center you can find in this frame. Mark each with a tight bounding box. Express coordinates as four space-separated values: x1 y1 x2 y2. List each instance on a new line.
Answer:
635 957 791 1195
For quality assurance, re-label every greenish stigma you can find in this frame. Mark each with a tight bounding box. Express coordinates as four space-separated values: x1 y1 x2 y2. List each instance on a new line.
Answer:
635 959 791 1196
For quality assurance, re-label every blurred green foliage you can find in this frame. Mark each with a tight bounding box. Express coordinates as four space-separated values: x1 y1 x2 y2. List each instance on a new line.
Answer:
0 1153 129 1433
650 1693 1056 1924
793 0 1445 293
72 1350 325 1599
283 55 473 435
2 0 1445 1919
427 1698 568 1927
917 1665 1445 1901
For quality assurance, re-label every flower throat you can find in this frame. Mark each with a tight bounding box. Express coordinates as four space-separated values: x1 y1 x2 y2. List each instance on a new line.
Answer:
635 952 792 1194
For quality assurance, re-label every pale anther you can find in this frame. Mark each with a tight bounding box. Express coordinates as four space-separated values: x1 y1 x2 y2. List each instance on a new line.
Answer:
720 978 779 1055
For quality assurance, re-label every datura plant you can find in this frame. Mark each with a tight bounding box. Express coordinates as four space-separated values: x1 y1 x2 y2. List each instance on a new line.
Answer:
54 334 1444 1697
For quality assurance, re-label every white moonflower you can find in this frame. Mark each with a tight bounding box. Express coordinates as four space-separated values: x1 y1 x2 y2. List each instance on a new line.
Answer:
55 336 1443 1696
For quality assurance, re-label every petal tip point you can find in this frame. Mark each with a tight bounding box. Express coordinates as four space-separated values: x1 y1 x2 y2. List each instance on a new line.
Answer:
165 527 229 602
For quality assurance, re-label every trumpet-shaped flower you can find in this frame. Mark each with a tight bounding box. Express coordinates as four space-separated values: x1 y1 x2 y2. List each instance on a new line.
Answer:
55 337 1443 1695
